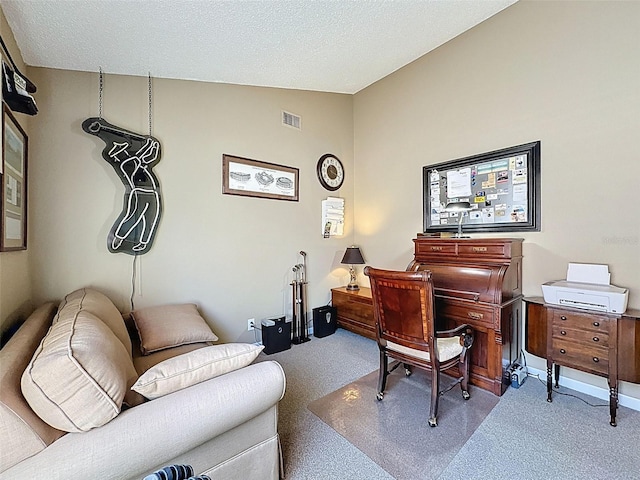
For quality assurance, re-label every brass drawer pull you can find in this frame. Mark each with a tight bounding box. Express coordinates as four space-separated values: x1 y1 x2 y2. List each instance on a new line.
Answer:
560 349 566 354
593 357 599 363
593 321 600 327
560 315 567 321
593 337 599 342
431 246 443 251
472 246 487 252
560 330 567 335
468 312 484 320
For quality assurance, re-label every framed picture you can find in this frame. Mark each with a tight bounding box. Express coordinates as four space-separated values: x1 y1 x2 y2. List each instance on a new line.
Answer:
1 105 28 251
423 141 541 234
222 154 299 201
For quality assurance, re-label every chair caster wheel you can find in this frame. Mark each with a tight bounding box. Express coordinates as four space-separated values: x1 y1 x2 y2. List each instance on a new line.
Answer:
462 390 470 400
376 392 384 401
405 368 412 377
428 417 437 427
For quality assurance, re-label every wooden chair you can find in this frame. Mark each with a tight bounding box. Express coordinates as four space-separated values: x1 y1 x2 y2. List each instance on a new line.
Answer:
364 266 474 427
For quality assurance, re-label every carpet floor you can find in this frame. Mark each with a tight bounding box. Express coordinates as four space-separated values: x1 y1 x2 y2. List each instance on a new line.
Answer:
258 328 640 480
308 368 499 479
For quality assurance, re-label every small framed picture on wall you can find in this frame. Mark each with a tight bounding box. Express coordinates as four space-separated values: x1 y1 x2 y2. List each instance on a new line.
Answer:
1 104 28 251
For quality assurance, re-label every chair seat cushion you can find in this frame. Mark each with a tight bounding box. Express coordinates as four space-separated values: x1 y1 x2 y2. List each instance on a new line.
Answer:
387 336 463 363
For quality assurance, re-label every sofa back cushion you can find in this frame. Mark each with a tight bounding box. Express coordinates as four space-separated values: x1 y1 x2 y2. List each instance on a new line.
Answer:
21 288 138 433
57 287 133 356
0 303 65 473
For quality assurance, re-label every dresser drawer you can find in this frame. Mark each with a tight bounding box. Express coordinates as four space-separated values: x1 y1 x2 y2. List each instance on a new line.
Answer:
551 310 609 332
333 292 374 327
551 338 609 375
552 325 609 347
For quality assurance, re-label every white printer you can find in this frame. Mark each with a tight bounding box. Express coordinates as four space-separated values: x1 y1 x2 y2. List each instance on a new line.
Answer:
541 263 629 314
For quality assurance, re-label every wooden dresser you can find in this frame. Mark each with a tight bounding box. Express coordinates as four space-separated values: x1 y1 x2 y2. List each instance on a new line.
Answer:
331 287 375 339
525 297 640 426
407 236 524 396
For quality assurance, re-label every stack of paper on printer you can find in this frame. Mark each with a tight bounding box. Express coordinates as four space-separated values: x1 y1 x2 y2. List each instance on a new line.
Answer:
541 263 628 314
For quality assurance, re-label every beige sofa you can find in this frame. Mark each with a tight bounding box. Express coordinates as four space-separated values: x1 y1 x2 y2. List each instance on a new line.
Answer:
0 288 286 479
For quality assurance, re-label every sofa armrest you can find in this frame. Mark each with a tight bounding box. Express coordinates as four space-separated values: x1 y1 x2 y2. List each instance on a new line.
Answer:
0 361 285 480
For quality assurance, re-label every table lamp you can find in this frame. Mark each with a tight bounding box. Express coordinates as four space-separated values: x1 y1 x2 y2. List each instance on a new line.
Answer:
444 201 474 238
341 246 365 291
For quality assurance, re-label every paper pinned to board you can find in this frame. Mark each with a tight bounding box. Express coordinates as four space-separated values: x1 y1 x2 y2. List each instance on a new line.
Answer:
566 263 611 285
322 197 344 237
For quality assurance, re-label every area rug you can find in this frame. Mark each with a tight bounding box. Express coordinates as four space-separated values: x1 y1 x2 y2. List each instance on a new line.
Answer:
307 368 499 480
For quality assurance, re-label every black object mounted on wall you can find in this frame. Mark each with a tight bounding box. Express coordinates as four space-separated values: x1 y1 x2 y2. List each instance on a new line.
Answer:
82 117 162 255
0 35 38 116
423 141 541 235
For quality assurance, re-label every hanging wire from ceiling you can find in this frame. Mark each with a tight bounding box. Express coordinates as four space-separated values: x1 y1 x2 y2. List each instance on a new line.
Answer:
130 72 154 311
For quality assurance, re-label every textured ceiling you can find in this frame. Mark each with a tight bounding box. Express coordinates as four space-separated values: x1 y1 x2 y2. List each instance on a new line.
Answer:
1 0 517 94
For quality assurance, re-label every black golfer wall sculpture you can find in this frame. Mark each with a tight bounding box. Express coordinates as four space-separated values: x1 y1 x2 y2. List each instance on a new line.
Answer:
82 117 162 255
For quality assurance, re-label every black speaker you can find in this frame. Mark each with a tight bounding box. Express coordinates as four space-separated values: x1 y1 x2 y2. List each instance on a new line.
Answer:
261 316 291 355
312 306 337 338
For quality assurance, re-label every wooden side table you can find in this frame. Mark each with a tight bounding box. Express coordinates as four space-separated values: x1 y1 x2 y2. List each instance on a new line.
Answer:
331 287 375 340
524 296 640 426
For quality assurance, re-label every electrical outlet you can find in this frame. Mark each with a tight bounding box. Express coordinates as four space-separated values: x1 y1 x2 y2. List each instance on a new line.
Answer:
247 318 255 331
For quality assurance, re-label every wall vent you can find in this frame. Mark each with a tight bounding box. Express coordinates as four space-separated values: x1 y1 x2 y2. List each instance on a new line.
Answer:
282 110 301 130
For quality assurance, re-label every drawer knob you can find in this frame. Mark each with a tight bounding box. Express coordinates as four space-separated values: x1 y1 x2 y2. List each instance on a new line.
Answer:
560 349 566 354
560 315 567 321
560 330 567 335
593 357 599 363
593 321 600 327
592 337 599 342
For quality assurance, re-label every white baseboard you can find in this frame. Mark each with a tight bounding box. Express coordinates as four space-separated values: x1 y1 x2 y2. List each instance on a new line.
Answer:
526 366 640 412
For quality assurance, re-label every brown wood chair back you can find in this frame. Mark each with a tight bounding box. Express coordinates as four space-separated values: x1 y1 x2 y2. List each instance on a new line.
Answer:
364 266 473 427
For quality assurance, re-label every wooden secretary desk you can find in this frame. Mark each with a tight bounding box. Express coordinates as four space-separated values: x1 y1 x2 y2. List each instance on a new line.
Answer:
407 236 523 396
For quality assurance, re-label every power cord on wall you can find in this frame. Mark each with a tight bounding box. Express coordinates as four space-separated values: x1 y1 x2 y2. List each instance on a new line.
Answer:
130 254 138 311
521 350 608 408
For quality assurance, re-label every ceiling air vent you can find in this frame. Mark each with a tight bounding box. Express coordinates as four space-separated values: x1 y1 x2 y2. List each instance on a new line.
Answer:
282 110 301 130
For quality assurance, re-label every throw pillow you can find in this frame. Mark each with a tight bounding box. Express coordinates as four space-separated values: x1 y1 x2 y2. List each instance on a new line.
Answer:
21 309 138 432
132 343 264 399
131 304 218 355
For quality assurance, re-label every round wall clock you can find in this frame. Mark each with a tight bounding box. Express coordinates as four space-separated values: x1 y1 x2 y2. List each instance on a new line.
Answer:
316 154 344 191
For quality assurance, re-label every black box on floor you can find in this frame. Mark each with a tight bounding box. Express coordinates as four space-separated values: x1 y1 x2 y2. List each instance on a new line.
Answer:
312 306 337 338
261 316 291 355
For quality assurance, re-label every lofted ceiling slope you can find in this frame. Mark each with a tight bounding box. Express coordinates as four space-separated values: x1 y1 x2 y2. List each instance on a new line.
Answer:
1 0 517 94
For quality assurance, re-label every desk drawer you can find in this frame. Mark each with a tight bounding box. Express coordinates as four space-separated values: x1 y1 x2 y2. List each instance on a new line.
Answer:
415 242 457 256
457 243 512 258
435 299 494 328
551 338 609 376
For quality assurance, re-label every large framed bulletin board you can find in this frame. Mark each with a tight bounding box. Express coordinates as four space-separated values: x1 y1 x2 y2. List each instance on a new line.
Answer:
423 141 540 235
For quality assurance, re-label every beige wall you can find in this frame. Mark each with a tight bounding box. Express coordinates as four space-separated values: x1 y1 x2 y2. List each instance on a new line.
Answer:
354 1 640 399
3 0 639 401
25 68 354 342
0 8 32 333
